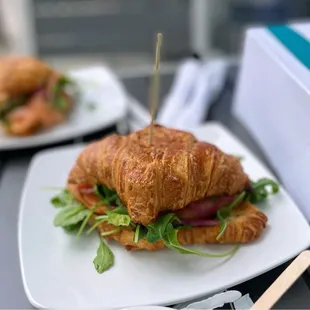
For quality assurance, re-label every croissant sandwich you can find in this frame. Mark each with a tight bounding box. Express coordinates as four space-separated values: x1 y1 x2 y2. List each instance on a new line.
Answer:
51 125 279 273
0 57 74 136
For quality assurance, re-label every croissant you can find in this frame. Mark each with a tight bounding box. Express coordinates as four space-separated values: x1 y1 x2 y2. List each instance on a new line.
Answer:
0 57 73 136
68 125 250 226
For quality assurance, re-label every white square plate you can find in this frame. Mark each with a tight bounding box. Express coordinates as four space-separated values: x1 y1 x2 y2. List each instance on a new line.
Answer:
0 66 127 150
18 122 310 309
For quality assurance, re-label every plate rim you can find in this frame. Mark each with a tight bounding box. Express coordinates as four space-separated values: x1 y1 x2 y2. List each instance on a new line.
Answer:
18 121 310 308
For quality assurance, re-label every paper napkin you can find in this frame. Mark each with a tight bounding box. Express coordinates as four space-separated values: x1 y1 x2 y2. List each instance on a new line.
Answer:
157 59 227 131
156 58 201 128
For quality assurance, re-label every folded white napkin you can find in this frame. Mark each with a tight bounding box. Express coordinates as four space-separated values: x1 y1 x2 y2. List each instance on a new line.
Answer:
156 58 201 127
173 60 227 130
157 59 228 131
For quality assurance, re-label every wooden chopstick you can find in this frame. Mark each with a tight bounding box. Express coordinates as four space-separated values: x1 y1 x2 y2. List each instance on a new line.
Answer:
251 250 310 310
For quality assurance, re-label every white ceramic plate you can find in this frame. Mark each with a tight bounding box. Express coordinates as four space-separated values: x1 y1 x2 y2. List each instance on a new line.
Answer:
18 122 310 309
0 66 127 150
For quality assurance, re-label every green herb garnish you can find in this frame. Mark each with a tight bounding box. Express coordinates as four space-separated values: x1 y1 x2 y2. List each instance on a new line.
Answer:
146 213 179 243
63 223 81 232
0 95 29 121
134 225 147 243
54 205 91 227
50 177 279 275
163 229 239 257
86 218 106 235
93 238 114 274
87 206 131 234
50 75 76 111
215 178 279 240
105 210 131 226
216 192 245 240
216 209 228 241
94 184 118 205
51 189 74 208
248 178 279 204
101 228 121 237
76 208 95 237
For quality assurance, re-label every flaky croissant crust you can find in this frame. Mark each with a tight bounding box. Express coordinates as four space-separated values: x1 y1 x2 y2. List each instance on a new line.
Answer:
68 125 250 225
0 57 52 103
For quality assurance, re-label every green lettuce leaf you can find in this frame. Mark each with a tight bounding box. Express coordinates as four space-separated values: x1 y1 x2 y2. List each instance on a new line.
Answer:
163 229 239 257
51 75 76 111
105 211 131 226
93 238 114 274
63 223 82 232
134 225 147 243
146 213 179 243
94 184 118 205
51 189 74 208
54 205 91 227
76 208 95 237
248 178 279 204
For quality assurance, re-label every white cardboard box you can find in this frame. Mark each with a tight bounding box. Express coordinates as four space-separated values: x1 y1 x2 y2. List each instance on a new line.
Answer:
233 22 310 221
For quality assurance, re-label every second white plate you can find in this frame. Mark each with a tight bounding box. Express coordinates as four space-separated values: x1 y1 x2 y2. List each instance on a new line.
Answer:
0 66 127 150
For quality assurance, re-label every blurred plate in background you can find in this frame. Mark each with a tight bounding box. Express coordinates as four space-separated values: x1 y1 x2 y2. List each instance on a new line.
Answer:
0 66 127 150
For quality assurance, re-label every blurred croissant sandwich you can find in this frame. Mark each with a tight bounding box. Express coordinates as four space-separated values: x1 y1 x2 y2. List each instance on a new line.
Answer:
51 125 279 273
0 57 74 136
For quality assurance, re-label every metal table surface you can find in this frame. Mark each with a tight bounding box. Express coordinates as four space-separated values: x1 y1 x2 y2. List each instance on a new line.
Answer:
1 72 310 309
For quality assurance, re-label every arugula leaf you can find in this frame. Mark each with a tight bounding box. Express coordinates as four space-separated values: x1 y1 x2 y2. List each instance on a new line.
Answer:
228 192 246 210
253 178 279 193
50 75 78 111
134 225 147 243
215 192 246 240
0 95 29 121
51 189 73 208
94 185 118 205
93 238 114 274
63 223 82 232
101 228 121 237
102 185 115 198
56 96 69 111
146 213 179 243
105 211 131 226
115 196 123 207
76 208 95 237
54 205 91 227
248 178 279 204
110 205 128 214
216 209 228 241
87 218 106 235
163 229 239 257
94 185 106 201
87 207 131 234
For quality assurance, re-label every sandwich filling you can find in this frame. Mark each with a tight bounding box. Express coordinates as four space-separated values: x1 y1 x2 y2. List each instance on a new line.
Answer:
51 178 278 273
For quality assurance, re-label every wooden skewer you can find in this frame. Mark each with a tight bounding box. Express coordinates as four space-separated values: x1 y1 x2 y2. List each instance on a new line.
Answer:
251 250 310 310
148 32 162 146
